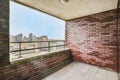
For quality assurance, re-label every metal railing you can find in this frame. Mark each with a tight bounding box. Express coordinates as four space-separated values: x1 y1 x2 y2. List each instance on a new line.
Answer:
10 40 65 57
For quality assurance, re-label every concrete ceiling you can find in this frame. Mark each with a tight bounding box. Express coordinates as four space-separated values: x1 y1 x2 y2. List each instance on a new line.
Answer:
13 0 118 20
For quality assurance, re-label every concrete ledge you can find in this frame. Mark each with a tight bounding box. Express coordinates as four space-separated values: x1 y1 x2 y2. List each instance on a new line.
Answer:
11 48 71 64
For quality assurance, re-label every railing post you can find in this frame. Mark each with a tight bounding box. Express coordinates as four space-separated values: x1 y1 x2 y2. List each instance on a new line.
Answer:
19 42 22 58
64 41 65 49
48 41 50 52
34 42 35 53
56 41 57 50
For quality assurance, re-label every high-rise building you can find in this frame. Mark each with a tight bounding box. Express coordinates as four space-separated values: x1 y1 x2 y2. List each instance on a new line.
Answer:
29 33 33 41
10 35 17 42
23 36 28 41
33 35 36 41
16 34 22 42
35 36 48 52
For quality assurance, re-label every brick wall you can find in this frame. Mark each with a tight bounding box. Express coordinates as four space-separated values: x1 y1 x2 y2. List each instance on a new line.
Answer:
66 9 118 71
0 49 73 80
0 0 9 65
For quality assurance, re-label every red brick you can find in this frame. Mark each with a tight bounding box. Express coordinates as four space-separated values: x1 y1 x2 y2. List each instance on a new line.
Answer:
66 9 117 71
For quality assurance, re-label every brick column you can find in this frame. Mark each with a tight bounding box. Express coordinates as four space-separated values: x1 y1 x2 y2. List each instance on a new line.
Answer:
0 0 9 66
118 7 120 79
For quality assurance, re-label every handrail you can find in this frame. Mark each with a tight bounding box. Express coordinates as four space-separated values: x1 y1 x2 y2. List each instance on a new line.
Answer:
10 45 65 52
10 40 65 43
10 40 65 57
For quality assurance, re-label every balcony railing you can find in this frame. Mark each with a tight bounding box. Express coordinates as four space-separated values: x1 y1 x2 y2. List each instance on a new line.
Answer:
10 40 65 58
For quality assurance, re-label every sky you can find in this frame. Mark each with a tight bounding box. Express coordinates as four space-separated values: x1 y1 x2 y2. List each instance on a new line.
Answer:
10 1 65 40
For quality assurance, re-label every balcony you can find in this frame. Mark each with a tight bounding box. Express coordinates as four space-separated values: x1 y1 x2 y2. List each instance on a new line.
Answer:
0 0 120 80
9 40 118 80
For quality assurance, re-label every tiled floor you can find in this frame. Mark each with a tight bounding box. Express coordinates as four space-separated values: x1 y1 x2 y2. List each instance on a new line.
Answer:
42 61 118 80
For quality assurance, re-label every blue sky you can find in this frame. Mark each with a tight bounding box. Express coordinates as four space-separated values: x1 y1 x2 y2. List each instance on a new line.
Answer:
10 1 65 40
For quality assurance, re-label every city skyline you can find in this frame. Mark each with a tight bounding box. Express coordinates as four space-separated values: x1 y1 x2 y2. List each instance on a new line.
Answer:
10 1 65 40
10 33 51 38
10 33 49 42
